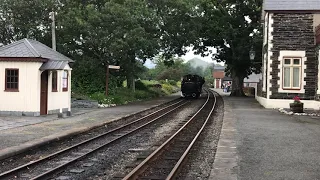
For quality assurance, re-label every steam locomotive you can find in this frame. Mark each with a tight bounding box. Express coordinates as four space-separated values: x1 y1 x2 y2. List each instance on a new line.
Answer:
181 74 205 98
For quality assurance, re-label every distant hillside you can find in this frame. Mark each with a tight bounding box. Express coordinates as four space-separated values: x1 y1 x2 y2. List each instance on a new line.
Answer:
186 57 222 69
187 58 213 68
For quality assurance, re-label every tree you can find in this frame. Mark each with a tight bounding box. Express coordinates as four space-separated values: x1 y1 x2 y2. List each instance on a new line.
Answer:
0 0 263 97
147 0 202 60
148 0 263 96
193 0 263 96
149 56 191 81
0 0 162 94
0 0 57 46
203 66 214 79
58 0 161 92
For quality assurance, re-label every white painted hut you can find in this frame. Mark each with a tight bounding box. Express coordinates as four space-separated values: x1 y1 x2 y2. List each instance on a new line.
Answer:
0 38 74 116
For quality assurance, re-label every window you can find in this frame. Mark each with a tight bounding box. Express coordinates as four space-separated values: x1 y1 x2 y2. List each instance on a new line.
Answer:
52 71 58 92
5 69 19 91
283 58 301 89
62 70 68 91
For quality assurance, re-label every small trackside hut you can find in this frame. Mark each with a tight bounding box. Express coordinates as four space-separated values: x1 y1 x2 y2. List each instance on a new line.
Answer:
0 38 74 116
212 66 225 89
256 0 320 110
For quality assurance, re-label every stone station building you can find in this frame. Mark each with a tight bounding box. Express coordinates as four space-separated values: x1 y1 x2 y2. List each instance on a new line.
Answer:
256 0 320 109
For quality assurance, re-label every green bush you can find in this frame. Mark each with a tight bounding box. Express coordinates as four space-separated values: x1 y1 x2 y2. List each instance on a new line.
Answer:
150 88 166 97
115 87 133 96
141 80 159 85
146 84 162 88
148 87 165 97
168 80 176 86
111 95 128 104
71 92 90 100
159 80 167 84
134 90 150 99
89 88 134 105
205 78 215 88
161 83 174 94
82 80 178 106
135 80 149 91
90 92 107 104
176 81 181 88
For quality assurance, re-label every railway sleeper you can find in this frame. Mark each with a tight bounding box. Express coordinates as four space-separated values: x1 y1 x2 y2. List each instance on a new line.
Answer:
128 148 150 152
82 163 94 167
69 169 85 173
56 175 72 180
139 175 167 180
112 173 126 179
136 154 149 160
164 156 180 160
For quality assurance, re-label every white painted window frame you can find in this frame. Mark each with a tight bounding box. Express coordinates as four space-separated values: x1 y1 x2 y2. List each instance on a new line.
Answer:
277 51 306 94
282 58 302 89
62 70 68 91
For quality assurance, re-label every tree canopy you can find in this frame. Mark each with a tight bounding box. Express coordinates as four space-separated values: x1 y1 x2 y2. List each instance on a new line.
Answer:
194 0 263 95
0 0 263 96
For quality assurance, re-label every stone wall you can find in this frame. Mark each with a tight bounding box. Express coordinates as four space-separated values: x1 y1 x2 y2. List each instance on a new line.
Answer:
0 111 40 116
71 99 99 108
270 13 317 100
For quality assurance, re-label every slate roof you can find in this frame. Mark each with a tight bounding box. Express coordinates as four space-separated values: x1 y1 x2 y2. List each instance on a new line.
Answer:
0 38 74 70
39 61 69 71
213 66 225 71
264 0 320 11
222 76 232 81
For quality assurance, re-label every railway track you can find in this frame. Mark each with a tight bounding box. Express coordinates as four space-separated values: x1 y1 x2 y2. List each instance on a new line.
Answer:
120 89 217 180
0 99 190 180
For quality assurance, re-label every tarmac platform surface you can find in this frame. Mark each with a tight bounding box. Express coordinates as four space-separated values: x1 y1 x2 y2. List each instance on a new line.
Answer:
211 89 320 180
1 89 320 180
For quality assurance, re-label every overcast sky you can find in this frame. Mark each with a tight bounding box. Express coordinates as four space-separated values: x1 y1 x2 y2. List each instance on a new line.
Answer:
144 47 224 68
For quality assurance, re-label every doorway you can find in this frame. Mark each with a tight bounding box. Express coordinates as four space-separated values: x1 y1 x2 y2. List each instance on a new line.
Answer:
40 71 48 115
216 79 220 88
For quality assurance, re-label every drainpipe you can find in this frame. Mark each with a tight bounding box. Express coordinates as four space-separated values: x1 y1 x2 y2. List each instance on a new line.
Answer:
57 70 64 118
67 70 72 116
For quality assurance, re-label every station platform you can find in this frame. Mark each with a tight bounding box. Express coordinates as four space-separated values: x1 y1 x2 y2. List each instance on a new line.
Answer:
210 89 320 180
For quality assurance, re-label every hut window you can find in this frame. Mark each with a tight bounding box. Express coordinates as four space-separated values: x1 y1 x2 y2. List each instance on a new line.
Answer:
283 58 301 89
62 70 68 91
5 69 19 91
52 71 58 92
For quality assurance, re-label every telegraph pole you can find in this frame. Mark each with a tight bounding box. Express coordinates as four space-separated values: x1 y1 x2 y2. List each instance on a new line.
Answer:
49 11 56 51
